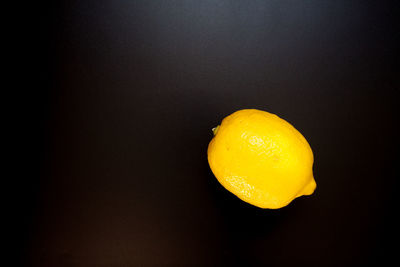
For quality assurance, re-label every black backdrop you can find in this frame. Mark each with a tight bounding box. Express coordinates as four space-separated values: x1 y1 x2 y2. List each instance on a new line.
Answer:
23 1 398 266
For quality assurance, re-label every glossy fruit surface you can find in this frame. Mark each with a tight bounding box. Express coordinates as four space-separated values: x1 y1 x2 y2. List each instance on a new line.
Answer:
207 109 316 209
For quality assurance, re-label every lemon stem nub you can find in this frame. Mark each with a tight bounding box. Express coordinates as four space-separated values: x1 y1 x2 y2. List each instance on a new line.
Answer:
212 125 220 136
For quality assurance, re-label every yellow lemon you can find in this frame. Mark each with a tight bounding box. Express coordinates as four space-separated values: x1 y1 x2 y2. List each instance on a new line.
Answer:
207 109 316 209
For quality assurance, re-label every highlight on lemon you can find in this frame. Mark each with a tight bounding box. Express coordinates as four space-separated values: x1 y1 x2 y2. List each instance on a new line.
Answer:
207 109 316 209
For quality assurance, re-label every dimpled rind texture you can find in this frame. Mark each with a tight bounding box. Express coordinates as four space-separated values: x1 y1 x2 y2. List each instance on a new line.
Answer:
207 109 316 209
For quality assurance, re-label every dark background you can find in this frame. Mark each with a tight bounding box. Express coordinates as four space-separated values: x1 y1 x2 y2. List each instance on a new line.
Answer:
22 1 398 266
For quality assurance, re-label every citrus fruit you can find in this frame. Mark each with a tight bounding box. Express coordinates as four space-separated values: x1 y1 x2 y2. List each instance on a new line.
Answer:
207 109 316 209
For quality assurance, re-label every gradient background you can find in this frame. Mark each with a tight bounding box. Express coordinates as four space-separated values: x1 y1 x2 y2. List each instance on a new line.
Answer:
23 1 398 266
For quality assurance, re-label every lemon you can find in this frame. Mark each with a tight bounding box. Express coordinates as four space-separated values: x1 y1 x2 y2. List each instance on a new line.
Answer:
207 109 316 209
